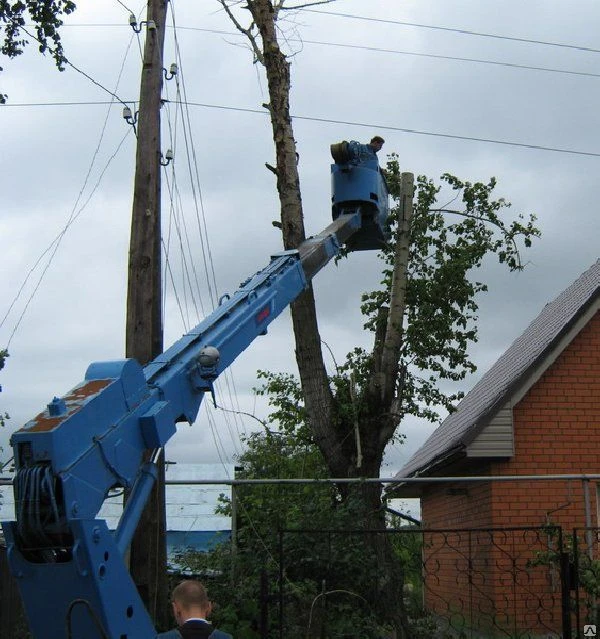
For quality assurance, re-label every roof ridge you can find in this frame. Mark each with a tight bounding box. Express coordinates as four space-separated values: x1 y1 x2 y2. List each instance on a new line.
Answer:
396 259 600 478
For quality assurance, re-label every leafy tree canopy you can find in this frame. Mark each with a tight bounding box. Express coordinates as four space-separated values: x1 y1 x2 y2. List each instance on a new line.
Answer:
259 159 539 432
0 0 76 102
358 156 539 423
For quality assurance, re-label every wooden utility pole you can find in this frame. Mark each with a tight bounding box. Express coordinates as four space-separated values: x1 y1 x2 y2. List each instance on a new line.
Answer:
125 0 169 630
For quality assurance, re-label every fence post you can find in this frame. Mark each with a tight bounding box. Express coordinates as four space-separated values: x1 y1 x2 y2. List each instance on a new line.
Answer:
260 568 269 639
559 526 572 639
279 530 284 639
583 479 593 559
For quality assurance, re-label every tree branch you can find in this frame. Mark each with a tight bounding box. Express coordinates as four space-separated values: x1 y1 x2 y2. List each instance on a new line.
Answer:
279 0 340 9
379 173 414 401
428 208 539 270
217 0 264 64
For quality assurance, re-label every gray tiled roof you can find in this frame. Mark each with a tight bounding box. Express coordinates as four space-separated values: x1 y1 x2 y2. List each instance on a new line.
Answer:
396 259 600 478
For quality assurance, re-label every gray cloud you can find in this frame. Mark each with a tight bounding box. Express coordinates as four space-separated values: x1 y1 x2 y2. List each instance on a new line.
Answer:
1 1 598 480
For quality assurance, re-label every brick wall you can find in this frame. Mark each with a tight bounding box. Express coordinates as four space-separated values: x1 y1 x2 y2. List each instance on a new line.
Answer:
421 480 495 632
421 478 492 529
418 309 600 635
491 309 600 530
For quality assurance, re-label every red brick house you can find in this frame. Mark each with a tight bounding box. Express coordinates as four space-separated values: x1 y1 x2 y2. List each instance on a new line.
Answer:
394 259 600 636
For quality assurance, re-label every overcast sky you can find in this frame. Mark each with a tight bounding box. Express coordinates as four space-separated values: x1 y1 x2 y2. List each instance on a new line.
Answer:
1 0 599 485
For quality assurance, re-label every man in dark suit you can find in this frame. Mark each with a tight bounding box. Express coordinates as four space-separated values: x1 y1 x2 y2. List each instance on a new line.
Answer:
157 580 233 639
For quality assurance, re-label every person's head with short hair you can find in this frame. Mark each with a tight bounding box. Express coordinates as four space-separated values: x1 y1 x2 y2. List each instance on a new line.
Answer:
171 580 212 625
369 135 385 152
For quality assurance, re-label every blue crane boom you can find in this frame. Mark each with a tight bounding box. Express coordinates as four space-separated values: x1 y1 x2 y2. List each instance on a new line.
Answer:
1 207 380 639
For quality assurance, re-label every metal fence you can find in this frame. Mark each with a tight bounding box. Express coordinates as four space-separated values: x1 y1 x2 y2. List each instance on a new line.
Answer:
274 526 599 639
571 528 600 638
2 525 598 638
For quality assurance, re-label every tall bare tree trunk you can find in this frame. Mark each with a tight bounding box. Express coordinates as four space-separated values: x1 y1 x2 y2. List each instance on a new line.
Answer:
221 4 415 634
246 0 349 475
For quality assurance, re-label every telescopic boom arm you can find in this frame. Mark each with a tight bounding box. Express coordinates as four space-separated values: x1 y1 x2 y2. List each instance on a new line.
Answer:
2 212 363 639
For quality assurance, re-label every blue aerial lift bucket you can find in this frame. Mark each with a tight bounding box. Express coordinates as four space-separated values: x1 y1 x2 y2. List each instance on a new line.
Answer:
330 140 390 251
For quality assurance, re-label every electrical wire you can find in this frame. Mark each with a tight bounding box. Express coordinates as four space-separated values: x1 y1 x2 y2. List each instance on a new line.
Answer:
152 6 246 460
213 380 244 454
17 24 131 108
205 403 234 467
143 2 246 463
1 100 132 106
175 100 600 158
163 89 207 331
170 17 219 309
3 98 599 158
162 162 204 327
4 128 133 348
302 8 600 54
161 235 190 331
133 3 146 63
169 2 246 447
47 16 595 56
1 30 137 342
114 0 135 14
222 371 247 437
300 38 600 80
161 142 191 331
167 24 600 80
46 23 600 81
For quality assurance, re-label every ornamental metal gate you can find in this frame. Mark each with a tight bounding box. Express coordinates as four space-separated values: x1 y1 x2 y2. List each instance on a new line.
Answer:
273 527 599 639
570 528 600 639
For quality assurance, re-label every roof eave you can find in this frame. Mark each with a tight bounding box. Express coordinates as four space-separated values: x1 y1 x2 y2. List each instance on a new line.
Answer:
387 445 466 497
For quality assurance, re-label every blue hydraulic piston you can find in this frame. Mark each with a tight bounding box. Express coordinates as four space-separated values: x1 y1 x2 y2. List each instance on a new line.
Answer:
114 456 160 555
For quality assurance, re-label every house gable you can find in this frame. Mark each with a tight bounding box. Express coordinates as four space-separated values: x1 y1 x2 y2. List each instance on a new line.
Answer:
395 259 600 484
465 401 513 457
466 293 600 458
406 264 600 639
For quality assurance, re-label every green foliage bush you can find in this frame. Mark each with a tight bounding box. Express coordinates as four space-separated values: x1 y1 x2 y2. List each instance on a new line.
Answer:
171 409 426 638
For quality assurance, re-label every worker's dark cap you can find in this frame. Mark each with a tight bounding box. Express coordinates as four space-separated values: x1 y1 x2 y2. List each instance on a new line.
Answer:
370 135 385 144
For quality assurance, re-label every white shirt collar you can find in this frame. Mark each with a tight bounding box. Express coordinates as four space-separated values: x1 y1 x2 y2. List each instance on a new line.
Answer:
183 617 208 623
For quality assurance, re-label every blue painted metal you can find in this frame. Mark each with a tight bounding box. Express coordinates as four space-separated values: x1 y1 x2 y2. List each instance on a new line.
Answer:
331 140 390 251
114 461 159 556
47 396 67 416
1 211 375 639
3 519 156 639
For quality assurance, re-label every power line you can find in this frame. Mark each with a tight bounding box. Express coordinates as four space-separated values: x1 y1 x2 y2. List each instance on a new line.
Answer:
168 2 246 449
162 165 203 328
175 100 600 158
301 39 600 80
161 236 191 332
173 25 600 80
114 0 135 14
51 19 600 56
302 8 600 54
1 100 128 106
17 24 131 108
286 112 600 158
3 127 133 347
46 24 600 80
3 98 599 158
1 33 137 345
